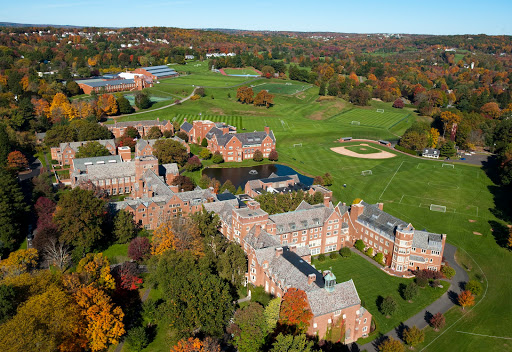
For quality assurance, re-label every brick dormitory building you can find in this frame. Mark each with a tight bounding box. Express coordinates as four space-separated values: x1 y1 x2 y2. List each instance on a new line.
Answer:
107 118 174 138
51 139 116 166
180 119 276 162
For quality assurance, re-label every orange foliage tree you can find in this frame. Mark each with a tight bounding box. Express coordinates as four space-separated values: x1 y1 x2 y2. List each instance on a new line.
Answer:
440 111 461 137
253 90 274 108
97 94 119 117
152 217 203 256
7 150 28 170
278 288 313 333
74 253 116 291
480 102 501 119
236 86 254 104
50 92 76 122
171 337 220 352
457 290 475 310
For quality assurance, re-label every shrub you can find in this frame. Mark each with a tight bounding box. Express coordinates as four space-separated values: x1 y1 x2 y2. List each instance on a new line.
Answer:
365 247 374 257
441 265 456 279
190 94 201 100
317 254 326 262
395 144 418 156
429 312 446 330
374 252 384 264
201 138 208 147
125 326 150 351
339 247 351 258
403 326 424 348
253 150 263 162
199 148 212 159
268 149 278 161
128 237 151 262
354 239 365 252
251 285 272 306
415 276 428 288
378 337 405 352
329 252 337 260
465 280 483 296
392 98 405 109
184 155 202 172
212 151 224 164
402 282 418 301
380 296 397 316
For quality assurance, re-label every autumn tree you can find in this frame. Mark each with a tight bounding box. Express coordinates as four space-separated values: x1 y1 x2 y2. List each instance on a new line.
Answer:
264 297 281 331
171 337 220 352
153 139 189 166
53 187 106 255
268 149 278 161
7 151 28 170
428 128 440 148
75 141 111 158
440 111 462 137
184 155 202 172
378 337 405 352
73 253 116 291
49 92 75 122
113 209 137 244
253 90 274 107
152 217 203 256
349 88 371 106
147 125 163 139
480 102 501 119
403 325 424 348
96 94 119 117
457 290 475 310
229 302 268 352
429 312 445 331
279 288 313 334
270 334 315 352
392 98 405 108
0 248 38 278
253 150 264 162
237 86 254 104
261 65 275 78
128 236 151 262
172 175 196 192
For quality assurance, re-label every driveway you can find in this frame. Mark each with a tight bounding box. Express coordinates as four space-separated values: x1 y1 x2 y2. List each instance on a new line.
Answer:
358 243 469 352
18 157 42 181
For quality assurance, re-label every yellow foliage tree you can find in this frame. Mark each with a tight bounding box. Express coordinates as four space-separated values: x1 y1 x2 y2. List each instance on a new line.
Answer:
440 111 461 137
429 128 440 148
50 92 76 122
152 217 203 256
72 99 95 119
171 337 220 352
0 248 38 277
72 253 116 291
96 94 118 116
73 285 125 351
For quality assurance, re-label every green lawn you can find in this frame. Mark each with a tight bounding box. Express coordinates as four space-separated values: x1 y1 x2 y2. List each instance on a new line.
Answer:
345 145 381 154
102 243 129 264
223 67 260 76
315 254 449 341
252 82 313 95
331 108 411 129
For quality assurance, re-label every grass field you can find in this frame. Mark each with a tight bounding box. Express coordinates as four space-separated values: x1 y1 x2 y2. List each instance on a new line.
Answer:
345 145 381 154
315 254 449 341
332 108 411 129
223 67 260 76
251 82 312 95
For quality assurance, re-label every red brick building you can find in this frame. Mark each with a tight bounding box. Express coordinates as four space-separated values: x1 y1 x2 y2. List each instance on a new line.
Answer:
107 118 174 138
51 139 116 166
179 119 236 144
133 65 178 80
243 227 372 342
135 137 190 157
77 75 152 95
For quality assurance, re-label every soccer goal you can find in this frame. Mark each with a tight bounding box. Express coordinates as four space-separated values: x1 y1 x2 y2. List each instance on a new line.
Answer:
430 204 447 212
361 170 373 176
376 109 385 113
442 163 455 168
351 121 361 125
293 143 302 147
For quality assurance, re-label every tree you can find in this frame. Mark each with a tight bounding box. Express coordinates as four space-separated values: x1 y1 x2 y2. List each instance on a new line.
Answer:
125 326 149 352
380 296 397 316
392 99 405 108
0 286 84 352
378 337 405 352
73 285 125 351
269 149 278 161
279 288 313 334
176 131 189 142
441 265 455 279
400 130 428 151
313 176 324 185
147 126 163 139
7 151 28 170
53 188 106 255
465 280 483 296
264 297 281 331
128 236 151 262
237 86 254 104
43 238 71 270
217 242 246 287
374 252 384 264
0 169 28 254
458 290 475 310
261 65 275 78
0 123 10 166
116 95 134 114
184 155 202 172
354 239 365 251
439 141 456 157
220 179 236 194
66 80 82 96
365 247 374 257
0 248 38 277
429 312 445 331
124 126 139 138
402 282 418 301
270 334 315 352
253 150 264 162
0 284 16 323
403 325 424 348
229 302 268 352
172 175 196 192
212 151 224 164
75 141 111 158
254 90 274 108
349 88 370 106
171 337 220 352
440 111 461 137
134 92 151 109
480 102 501 119
428 128 440 148
153 139 189 166
152 217 202 256
199 148 212 159
201 138 208 147
153 251 234 337
113 209 137 244
339 247 351 257
97 94 119 116
113 261 142 291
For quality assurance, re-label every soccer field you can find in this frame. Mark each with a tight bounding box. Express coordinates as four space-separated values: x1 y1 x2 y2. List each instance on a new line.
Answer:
222 67 261 76
332 108 411 129
251 82 312 95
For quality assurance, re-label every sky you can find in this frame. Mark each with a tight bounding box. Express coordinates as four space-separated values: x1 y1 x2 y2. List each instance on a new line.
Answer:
2 0 512 35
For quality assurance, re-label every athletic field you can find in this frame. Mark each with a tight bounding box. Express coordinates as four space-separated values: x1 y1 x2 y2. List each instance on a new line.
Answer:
331 108 411 129
222 67 261 76
251 82 312 95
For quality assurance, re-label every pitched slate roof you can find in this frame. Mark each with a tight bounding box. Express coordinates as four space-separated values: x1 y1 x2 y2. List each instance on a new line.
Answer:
269 203 334 234
412 230 443 250
83 162 135 180
204 201 235 225
207 129 276 147
306 279 361 316
59 139 115 153
180 121 193 132
113 119 171 128
159 163 179 175
355 202 408 240
244 227 280 249
72 155 122 174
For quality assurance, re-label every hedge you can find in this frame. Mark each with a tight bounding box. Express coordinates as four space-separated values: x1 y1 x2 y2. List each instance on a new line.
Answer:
395 145 419 156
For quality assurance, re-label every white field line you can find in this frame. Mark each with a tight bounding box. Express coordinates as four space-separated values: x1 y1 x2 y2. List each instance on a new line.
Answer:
455 332 512 340
420 247 489 351
379 161 404 199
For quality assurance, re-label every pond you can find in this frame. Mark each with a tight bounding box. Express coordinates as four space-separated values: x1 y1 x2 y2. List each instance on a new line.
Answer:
202 164 313 189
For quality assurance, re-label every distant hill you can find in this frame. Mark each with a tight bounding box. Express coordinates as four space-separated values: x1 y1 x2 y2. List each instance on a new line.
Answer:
0 22 82 28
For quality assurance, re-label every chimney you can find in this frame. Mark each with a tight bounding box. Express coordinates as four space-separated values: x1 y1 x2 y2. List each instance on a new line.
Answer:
264 126 270 135
308 273 316 285
157 117 160 122
377 202 384 211
324 196 330 208
254 225 261 237
350 202 365 220
290 244 297 253
247 201 261 210
275 247 283 257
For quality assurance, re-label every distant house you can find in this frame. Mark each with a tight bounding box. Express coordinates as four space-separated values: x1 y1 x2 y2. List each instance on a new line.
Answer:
133 65 178 80
185 55 195 60
422 148 440 159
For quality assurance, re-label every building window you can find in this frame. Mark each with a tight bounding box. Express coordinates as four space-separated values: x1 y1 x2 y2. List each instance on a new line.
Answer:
363 326 367 332
334 310 341 316
364 318 367 324
421 249 426 254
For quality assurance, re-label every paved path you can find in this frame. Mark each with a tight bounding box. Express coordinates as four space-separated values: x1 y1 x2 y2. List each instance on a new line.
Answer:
359 243 469 352
18 157 42 181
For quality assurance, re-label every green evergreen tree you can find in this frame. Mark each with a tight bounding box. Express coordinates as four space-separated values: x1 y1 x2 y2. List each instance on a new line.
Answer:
116 95 134 114
0 169 28 254
113 210 137 244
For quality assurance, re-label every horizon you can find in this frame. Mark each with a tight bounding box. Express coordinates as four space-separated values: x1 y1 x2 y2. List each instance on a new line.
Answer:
2 0 512 35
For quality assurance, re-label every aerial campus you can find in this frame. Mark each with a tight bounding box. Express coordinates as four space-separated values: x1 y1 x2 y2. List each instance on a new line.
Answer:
0 4 511 352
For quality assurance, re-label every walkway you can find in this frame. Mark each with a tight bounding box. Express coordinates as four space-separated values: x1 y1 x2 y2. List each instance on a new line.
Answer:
358 243 469 352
